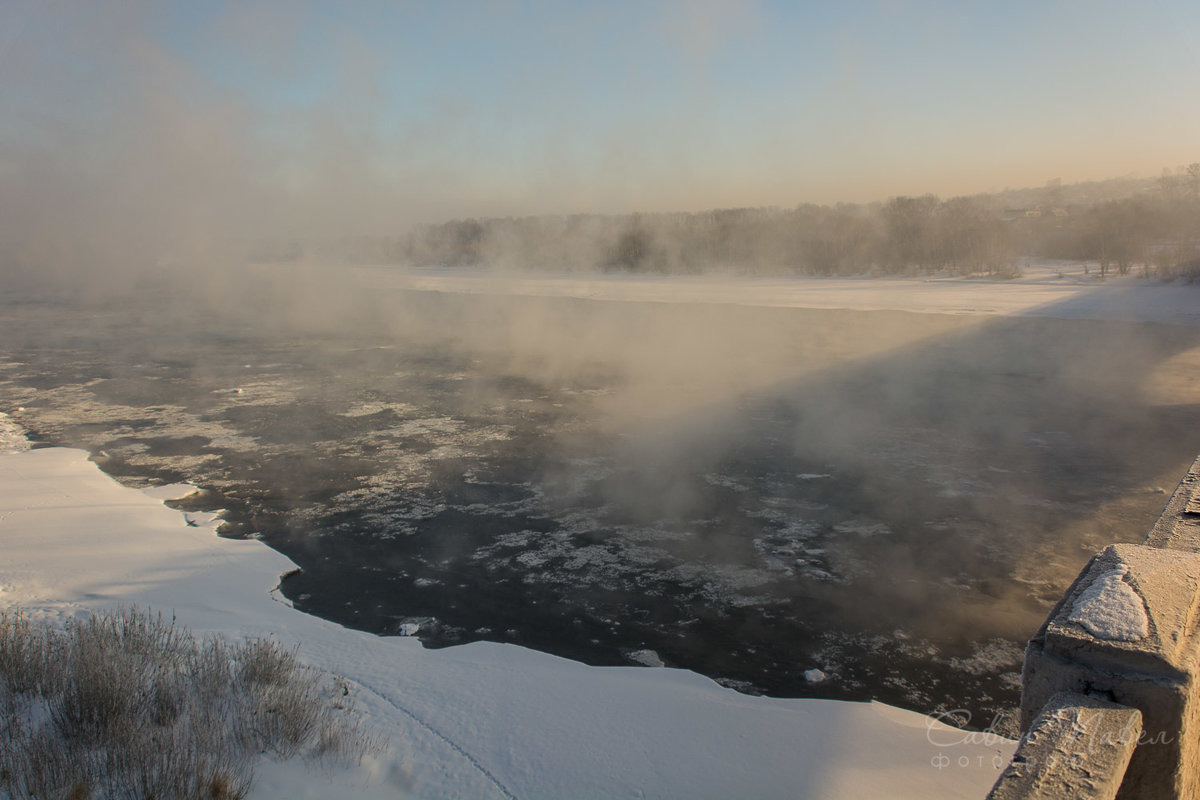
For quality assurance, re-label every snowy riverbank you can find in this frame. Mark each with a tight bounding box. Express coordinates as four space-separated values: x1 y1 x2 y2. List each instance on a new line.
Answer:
0 439 1014 798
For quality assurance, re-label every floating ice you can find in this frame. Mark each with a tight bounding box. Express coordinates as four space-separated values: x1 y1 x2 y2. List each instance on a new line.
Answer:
628 649 666 667
0 412 30 455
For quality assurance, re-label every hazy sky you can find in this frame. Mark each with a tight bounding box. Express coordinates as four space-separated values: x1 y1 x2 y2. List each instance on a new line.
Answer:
3 0 1199 233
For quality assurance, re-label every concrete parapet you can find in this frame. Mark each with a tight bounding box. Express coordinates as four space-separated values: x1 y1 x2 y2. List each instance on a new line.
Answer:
1020 542 1200 799
1145 453 1200 551
988 692 1141 800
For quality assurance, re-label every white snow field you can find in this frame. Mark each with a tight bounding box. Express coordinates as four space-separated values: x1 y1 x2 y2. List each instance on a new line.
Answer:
352 260 1200 325
0 443 1015 799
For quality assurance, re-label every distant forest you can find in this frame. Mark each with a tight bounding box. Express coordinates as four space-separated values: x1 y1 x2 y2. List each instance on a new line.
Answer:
260 166 1200 280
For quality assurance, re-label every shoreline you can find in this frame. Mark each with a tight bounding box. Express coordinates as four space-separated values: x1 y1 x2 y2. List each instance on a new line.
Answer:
0 443 1013 798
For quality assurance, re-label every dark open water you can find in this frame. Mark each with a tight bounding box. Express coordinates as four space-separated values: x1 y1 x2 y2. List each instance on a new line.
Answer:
2 279 1198 731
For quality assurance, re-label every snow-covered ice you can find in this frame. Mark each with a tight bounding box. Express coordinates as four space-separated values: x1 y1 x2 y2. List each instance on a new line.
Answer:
352 260 1200 326
0 443 1014 799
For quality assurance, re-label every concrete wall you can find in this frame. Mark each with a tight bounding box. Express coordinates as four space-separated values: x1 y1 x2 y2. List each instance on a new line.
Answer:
996 453 1200 799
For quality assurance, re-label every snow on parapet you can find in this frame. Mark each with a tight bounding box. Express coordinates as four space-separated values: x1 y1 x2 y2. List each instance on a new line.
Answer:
1067 566 1150 641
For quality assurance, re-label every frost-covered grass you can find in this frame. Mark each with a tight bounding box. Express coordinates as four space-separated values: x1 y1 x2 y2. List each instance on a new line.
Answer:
0 606 380 800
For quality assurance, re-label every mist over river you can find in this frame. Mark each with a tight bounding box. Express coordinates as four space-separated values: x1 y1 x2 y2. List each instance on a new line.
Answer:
3 274 1198 729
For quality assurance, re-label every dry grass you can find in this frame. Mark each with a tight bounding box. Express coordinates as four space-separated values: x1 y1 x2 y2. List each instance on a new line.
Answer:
0 606 383 800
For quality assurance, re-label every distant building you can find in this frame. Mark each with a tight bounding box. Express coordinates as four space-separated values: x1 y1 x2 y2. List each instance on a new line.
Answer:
1000 206 1069 222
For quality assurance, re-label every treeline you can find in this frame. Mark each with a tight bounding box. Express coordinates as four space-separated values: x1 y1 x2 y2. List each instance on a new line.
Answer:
258 167 1200 279
1022 167 1200 278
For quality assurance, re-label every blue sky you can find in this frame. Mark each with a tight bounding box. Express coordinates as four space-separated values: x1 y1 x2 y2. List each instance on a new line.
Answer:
3 1 1199 230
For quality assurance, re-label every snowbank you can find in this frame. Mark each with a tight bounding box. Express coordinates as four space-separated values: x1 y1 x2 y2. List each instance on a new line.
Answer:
0 446 1013 798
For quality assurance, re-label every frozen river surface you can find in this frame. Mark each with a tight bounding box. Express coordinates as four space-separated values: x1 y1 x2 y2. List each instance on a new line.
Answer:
2 265 1198 727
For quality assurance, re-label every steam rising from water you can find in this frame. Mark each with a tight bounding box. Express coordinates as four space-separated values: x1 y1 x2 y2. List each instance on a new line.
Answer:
5 1 1199 299
4 0 1200 729
2 276 1198 724
1 3 409 296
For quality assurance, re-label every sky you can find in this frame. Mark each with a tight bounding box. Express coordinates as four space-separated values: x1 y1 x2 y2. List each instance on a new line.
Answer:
1 0 1199 239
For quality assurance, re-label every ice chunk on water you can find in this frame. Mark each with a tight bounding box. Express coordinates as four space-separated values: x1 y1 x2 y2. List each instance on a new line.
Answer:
628 649 665 667
0 412 30 454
